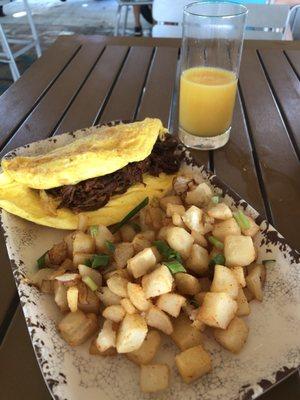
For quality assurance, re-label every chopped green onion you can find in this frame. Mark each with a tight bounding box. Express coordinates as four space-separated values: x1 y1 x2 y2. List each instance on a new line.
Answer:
163 260 186 274
91 254 110 269
212 196 220 204
208 236 224 250
84 258 92 267
89 225 98 237
105 240 115 253
262 259 275 266
112 197 149 233
37 252 47 269
82 276 98 291
129 221 141 232
189 299 199 308
233 210 251 230
209 253 226 268
153 240 182 263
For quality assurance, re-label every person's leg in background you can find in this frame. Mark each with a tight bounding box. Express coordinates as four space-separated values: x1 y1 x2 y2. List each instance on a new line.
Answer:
133 5 142 36
0 6 5 17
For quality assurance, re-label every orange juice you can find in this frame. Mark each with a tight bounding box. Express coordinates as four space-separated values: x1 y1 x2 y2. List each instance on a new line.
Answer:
179 66 237 137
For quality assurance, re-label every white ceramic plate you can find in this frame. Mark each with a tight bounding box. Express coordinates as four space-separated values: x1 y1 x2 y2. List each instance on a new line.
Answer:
1 127 299 400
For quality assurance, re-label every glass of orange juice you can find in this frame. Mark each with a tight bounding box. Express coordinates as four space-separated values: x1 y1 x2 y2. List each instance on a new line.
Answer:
179 2 248 150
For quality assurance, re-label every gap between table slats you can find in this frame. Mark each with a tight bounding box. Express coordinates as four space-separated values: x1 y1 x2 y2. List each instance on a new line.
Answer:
284 50 300 79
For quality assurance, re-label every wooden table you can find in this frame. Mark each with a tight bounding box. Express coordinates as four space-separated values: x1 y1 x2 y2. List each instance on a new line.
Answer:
0 35 299 399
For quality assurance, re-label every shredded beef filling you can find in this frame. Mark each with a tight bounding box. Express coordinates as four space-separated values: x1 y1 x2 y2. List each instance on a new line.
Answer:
46 135 182 213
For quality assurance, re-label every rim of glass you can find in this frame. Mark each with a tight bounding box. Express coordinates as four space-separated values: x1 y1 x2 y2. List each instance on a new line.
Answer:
184 1 248 19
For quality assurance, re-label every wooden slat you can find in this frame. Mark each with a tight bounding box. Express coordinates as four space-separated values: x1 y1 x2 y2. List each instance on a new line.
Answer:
54 45 129 135
99 46 153 122
213 92 266 217
0 43 105 158
285 50 300 78
0 307 50 399
239 48 300 250
0 37 80 147
258 49 300 154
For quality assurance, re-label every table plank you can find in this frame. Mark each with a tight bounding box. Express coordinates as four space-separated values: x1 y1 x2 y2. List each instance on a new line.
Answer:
258 49 300 155
0 42 105 158
54 45 129 135
0 36 80 148
239 48 300 250
100 46 153 122
285 50 300 78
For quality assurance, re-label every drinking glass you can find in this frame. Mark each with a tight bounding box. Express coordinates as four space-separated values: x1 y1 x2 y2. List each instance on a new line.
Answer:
179 2 247 150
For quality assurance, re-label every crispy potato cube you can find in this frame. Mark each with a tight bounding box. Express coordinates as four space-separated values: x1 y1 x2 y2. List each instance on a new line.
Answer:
211 265 239 299
148 206 165 230
146 306 173 335
126 330 161 365
197 292 237 329
156 293 186 317
107 274 128 297
208 203 232 220
186 244 209 275
140 364 170 393
127 247 158 278
231 266 246 287
185 183 213 207
102 305 126 323
224 235 256 267
171 313 203 350
157 226 171 241
159 195 182 210
182 206 203 232
127 282 151 311
242 216 260 237
114 242 135 268
120 298 137 314
73 232 95 254
199 277 211 292
96 319 117 352
166 227 194 260
191 230 207 247
166 203 185 217
175 273 200 296
90 339 117 356
94 225 115 253
48 241 68 265
54 281 69 312
78 264 102 287
213 317 249 353
97 287 121 306
58 311 98 346
73 252 94 267
212 218 241 241
116 313 148 353
77 282 100 314
245 264 266 301
243 287 254 302
120 224 136 242
175 345 212 384
172 213 185 227
132 233 152 253
236 287 250 316
67 286 79 313
142 264 173 298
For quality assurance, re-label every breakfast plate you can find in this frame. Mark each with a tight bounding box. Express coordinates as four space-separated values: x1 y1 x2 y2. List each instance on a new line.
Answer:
1 121 299 400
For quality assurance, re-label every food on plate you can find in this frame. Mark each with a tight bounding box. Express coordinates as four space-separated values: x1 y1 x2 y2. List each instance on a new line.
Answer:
0 119 182 229
27 171 268 393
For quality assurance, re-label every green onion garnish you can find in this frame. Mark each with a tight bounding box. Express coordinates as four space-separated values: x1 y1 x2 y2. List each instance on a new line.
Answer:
105 240 115 253
208 236 224 250
233 210 251 230
91 254 110 268
37 252 47 269
209 253 226 267
112 197 149 234
84 258 92 267
212 196 220 204
82 276 98 291
153 240 182 263
129 221 141 232
89 225 98 237
262 259 275 266
164 260 186 274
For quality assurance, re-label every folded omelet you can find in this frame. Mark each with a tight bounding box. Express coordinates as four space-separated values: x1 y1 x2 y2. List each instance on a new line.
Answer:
0 119 178 230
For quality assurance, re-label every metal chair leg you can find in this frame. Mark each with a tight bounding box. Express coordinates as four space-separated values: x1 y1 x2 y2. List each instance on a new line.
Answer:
115 4 122 36
23 0 41 57
122 6 129 35
0 24 20 81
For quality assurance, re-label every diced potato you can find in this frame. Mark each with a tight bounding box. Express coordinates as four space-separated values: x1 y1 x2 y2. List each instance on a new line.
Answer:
89 339 117 356
132 236 151 253
55 273 81 287
213 317 249 353
48 241 68 265
159 195 182 210
116 313 148 353
175 345 212 384
64 232 74 257
73 231 95 254
186 244 209 275
210 265 239 299
198 277 211 292
104 268 131 282
67 286 79 312
126 330 161 365
142 264 173 298
94 225 115 253
185 183 213 207
224 235 256 267
73 252 94 267
127 247 158 278
243 287 254 302
102 305 126 323
97 287 121 306
156 293 186 317
77 282 100 314
245 264 266 301
54 281 69 312
212 218 241 241
77 214 89 231
191 319 206 332
120 224 136 242
236 287 250 316
175 273 200 296
127 282 151 311
197 292 237 329
242 216 260 237
120 298 137 314
107 274 128 297
61 258 76 271
157 226 171 241
58 310 98 346
148 206 165 230
182 206 203 232
140 364 170 393
40 280 54 294
113 242 135 268
194 292 207 307
166 203 185 217
166 227 194 260
173 175 192 195
191 230 207 247
78 264 102 287
208 203 232 220
171 313 203 350
146 306 173 335
96 319 117 352
172 213 185 227
231 266 246 287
